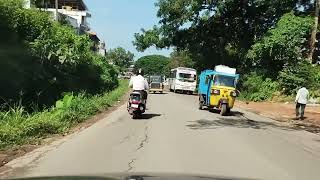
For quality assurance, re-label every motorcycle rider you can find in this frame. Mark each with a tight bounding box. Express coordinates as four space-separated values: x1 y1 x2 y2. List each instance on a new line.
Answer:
129 69 149 101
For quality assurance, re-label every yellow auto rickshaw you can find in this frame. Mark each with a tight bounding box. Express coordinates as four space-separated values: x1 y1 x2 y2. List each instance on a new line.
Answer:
198 66 239 115
148 75 164 94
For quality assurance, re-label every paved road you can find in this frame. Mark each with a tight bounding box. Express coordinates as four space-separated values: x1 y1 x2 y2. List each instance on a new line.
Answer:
3 93 320 180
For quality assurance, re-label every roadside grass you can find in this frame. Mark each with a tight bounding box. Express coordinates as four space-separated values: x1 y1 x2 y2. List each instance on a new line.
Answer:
0 80 129 149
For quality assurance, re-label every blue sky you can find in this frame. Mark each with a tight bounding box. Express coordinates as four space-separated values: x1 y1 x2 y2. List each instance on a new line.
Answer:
83 0 172 59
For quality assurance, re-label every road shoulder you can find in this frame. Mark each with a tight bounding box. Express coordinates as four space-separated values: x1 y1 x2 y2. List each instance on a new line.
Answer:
235 101 320 134
0 90 130 176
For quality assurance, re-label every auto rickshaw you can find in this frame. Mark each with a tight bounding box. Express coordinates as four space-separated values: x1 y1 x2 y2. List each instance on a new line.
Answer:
198 65 240 115
148 75 164 94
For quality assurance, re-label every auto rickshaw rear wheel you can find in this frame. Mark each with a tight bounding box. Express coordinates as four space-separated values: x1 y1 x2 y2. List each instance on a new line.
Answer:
199 97 204 110
226 107 231 114
220 104 227 116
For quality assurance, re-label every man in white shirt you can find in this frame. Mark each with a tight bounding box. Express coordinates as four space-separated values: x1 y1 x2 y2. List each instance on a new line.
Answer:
295 86 309 120
129 69 149 100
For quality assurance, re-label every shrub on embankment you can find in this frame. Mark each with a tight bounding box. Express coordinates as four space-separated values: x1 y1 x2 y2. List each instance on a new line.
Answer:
0 80 129 149
0 0 118 109
239 13 320 102
0 0 128 149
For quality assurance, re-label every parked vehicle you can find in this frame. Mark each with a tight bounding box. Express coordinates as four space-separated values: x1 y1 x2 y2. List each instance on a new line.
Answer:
198 65 240 116
127 91 146 119
148 75 164 93
168 67 197 94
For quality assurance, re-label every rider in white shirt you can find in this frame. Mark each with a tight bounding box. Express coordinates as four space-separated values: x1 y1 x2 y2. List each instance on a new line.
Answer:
129 69 149 99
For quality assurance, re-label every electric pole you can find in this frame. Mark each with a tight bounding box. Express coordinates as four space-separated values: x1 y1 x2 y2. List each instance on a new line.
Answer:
55 0 58 21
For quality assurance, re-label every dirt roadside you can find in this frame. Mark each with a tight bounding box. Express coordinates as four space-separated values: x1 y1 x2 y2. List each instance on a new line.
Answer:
0 91 130 168
235 101 320 133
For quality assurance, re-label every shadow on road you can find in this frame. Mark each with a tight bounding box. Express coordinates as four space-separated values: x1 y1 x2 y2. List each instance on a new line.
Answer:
187 111 294 131
150 92 168 95
136 113 162 120
208 109 244 116
229 111 245 116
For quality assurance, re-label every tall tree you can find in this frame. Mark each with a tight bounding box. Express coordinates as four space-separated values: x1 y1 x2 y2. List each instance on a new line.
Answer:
247 13 313 76
134 55 169 76
168 50 195 69
133 0 306 69
308 0 320 63
106 47 134 72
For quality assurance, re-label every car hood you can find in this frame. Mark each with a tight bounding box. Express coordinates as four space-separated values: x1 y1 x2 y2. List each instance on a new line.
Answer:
11 172 259 180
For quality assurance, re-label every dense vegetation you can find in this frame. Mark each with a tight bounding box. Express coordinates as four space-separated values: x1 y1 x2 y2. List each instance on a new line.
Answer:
0 0 118 109
106 47 134 73
0 80 129 149
134 0 320 102
0 0 129 149
167 50 195 70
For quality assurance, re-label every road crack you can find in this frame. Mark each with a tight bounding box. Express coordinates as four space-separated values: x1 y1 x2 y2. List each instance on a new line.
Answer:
127 158 136 171
127 124 150 172
119 135 131 144
136 126 149 151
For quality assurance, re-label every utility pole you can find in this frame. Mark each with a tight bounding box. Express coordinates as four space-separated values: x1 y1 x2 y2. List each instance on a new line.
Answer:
308 0 320 63
55 0 58 21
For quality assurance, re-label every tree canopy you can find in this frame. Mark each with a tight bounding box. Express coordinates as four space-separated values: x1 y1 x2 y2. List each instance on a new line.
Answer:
246 12 313 76
134 55 170 76
167 50 195 69
133 0 313 70
133 0 320 99
106 47 134 72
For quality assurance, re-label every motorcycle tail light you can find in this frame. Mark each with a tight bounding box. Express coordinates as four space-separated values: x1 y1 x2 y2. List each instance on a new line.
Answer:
211 89 220 95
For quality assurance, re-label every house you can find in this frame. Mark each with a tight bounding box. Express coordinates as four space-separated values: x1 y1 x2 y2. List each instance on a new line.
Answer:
26 0 91 34
25 0 106 56
88 32 107 56
98 41 107 57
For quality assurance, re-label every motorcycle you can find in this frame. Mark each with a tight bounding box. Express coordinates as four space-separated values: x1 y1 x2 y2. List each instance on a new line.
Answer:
127 91 146 119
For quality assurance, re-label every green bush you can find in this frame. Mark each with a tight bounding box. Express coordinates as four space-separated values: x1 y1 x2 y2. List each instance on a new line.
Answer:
0 1 118 109
246 13 313 75
0 80 129 149
240 72 280 101
278 60 316 95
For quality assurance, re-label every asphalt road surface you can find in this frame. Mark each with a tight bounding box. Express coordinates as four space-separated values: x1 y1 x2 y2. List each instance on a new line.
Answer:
2 93 320 180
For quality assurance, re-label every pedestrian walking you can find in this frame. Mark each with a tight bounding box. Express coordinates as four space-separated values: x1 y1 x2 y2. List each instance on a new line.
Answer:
295 86 309 120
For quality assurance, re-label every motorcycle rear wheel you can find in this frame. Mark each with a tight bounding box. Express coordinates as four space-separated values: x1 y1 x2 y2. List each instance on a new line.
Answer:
132 112 141 119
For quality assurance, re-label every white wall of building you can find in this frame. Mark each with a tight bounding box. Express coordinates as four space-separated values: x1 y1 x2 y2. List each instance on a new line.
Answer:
23 0 91 31
45 8 90 30
24 0 31 8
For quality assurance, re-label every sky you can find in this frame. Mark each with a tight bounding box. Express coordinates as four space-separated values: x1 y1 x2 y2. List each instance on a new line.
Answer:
83 0 172 60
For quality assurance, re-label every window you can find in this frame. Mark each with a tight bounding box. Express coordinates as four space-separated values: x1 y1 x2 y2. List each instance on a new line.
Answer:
171 70 177 78
149 76 162 83
178 73 196 82
213 75 235 87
